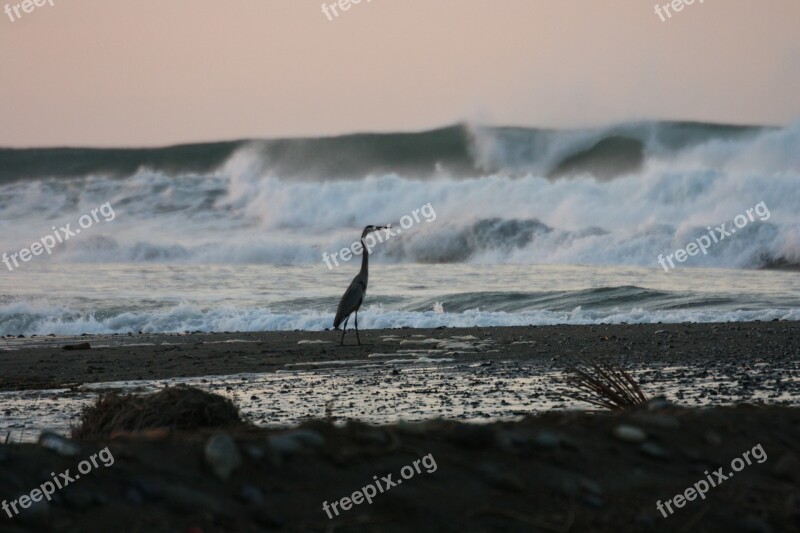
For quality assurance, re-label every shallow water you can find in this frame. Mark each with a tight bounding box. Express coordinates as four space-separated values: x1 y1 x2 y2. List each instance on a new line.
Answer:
3 348 797 443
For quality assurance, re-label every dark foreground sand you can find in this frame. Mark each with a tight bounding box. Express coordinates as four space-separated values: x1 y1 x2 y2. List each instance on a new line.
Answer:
0 404 798 532
0 321 798 531
1 321 798 391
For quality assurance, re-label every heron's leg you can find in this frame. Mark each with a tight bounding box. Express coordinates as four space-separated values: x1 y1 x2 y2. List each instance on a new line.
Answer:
340 316 350 346
355 309 361 345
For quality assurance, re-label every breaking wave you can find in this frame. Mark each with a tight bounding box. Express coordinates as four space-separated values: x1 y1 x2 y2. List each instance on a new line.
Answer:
1 120 798 270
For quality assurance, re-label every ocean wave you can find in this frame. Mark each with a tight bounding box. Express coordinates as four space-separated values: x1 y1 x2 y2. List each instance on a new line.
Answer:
1 121 798 270
1 300 798 337
0 121 769 183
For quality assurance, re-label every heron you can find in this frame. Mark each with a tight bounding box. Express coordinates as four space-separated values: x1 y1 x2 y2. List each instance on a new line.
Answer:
333 225 388 345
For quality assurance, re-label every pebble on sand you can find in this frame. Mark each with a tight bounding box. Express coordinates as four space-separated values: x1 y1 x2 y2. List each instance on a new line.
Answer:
204 433 242 481
38 431 82 457
612 425 647 443
62 342 92 351
268 429 325 456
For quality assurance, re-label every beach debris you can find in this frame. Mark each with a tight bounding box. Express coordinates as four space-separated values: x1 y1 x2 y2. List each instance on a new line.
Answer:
532 430 561 449
72 386 246 439
565 359 648 410
439 338 494 351
612 424 647 443
268 429 325 456
243 443 266 460
204 433 242 480
640 442 671 460
297 340 333 345
400 338 441 346
38 431 81 457
645 396 676 411
62 342 91 351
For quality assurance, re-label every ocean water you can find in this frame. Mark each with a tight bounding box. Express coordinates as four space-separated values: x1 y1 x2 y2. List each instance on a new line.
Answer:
1 264 799 336
1 121 799 335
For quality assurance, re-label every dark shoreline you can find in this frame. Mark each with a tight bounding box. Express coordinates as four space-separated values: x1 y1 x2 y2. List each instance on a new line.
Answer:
0 321 798 531
1 320 798 392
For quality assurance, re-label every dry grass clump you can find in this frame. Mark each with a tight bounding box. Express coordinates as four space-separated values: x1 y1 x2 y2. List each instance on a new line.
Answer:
565 359 648 410
72 385 245 439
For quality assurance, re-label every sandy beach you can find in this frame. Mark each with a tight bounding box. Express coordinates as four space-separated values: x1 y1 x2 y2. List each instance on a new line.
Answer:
3 320 798 443
0 319 797 532
0 397 798 531
2 321 797 391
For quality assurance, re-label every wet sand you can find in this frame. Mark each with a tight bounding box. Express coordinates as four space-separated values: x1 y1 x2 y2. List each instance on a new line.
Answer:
0 321 798 531
2 321 797 441
1 321 798 391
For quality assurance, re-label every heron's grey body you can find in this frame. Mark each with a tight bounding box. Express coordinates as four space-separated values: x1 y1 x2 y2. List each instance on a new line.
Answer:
333 225 386 345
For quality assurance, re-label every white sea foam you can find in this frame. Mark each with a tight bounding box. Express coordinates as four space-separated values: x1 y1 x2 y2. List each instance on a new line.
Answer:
1 300 797 337
0 123 798 270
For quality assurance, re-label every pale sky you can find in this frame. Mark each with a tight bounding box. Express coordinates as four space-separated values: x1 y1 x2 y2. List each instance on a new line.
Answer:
1 0 798 147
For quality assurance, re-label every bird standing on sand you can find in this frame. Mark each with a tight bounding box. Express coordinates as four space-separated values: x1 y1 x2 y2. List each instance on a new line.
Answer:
334 225 388 345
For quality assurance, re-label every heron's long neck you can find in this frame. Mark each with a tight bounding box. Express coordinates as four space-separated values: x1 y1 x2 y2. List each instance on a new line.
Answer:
360 237 369 279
